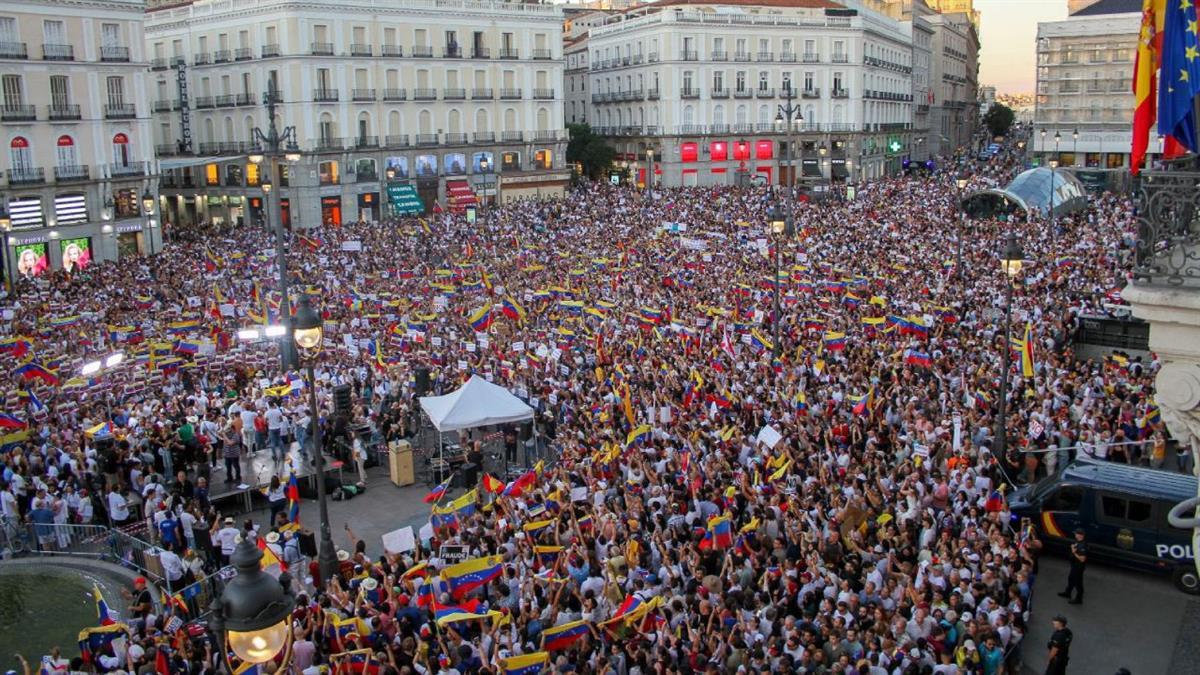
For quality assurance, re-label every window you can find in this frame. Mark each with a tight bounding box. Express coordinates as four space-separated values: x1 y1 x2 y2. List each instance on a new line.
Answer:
683 71 693 90
445 30 458 48
319 160 339 185
1044 486 1083 513
2 74 22 106
205 163 219 186
833 72 843 93
0 18 15 43
782 72 792 92
804 72 814 91
55 134 77 167
833 40 845 57
735 71 746 91
758 71 768 91
101 23 120 47
106 76 125 107
112 132 130 166
9 136 31 171
804 39 815 56
1100 495 1152 522
43 20 64 45
713 71 724 90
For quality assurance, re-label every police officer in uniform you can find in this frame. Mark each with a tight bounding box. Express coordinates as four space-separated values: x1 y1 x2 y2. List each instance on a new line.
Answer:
1045 615 1073 675
1058 527 1087 604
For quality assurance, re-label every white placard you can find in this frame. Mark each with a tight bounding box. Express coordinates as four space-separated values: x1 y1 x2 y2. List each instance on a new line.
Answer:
756 425 783 449
513 341 525 352
382 526 416 554
341 240 363 252
219 303 236 317
570 487 588 502
418 522 435 543
465 342 477 352
478 335 490 349
431 336 443 346
457 360 468 370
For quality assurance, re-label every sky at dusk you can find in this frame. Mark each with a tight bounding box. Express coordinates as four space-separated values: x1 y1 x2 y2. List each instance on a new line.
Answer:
975 0 1068 94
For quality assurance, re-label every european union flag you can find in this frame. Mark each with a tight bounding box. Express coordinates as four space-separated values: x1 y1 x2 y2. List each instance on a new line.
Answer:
1158 0 1200 150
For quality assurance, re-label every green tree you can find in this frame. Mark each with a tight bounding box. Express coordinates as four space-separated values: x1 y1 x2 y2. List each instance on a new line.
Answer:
982 103 1016 138
566 123 616 180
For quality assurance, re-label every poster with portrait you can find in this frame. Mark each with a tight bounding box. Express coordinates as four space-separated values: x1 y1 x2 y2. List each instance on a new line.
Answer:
59 237 92 274
14 242 48 278
415 155 438 178
385 156 409 179
472 151 494 173
443 153 466 176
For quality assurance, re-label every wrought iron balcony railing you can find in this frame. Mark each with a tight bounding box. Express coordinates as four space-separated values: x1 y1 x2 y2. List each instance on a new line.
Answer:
1133 161 1200 287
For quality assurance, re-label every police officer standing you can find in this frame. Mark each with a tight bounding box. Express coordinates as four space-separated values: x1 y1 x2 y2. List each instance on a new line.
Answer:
1045 615 1073 675
1058 527 1087 604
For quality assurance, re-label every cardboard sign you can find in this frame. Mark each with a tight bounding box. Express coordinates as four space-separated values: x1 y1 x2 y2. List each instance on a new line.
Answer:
382 526 416 554
440 544 469 564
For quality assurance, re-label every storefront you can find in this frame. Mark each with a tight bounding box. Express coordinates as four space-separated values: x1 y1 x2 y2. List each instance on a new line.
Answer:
356 192 380 222
115 222 146 258
500 171 571 201
321 196 342 226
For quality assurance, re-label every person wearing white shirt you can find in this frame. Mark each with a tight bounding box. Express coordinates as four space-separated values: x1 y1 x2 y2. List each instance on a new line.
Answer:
159 547 185 585
213 517 240 564
107 488 130 526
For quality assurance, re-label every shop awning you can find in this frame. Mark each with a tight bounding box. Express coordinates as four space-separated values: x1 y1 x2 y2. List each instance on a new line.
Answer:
831 158 849 179
387 183 424 216
802 158 821 177
446 180 478 211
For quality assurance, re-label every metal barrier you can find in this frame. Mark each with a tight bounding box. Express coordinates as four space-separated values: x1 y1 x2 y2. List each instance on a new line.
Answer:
9 521 172 589
171 565 234 619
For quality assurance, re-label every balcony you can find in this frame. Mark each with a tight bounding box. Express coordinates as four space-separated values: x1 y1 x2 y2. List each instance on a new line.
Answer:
104 104 136 119
156 143 178 156
412 45 433 57
0 41 28 59
101 46 130 62
472 47 490 59
193 53 210 65
533 88 554 99
352 88 377 101
711 50 728 61
734 52 751 62
831 88 848 98
236 93 254 106
532 48 553 60
679 124 705 135
632 54 643 64
444 45 462 58
711 87 730 99
43 44 74 61
648 52 659 63
151 57 168 70
757 51 774 62
621 56 631 66
802 88 821 99
351 44 372 57
445 133 468 145
235 47 253 61
471 88 493 99
413 88 437 101
732 123 753 134
383 88 407 101
53 164 89 182
354 135 379 148
499 48 519 59
625 88 644 100
831 53 848 63
710 123 730 134
311 42 335 56
444 88 466 100
733 89 752 99
214 49 231 63
382 44 402 57
680 50 698 61
502 131 523 142
780 52 797 63
499 88 522 99
754 123 775 133
314 137 344 151
533 131 558 142
111 161 146 177
681 87 700 98
313 89 339 102
385 134 409 147
171 56 186 67
215 94 236 107
262 44 280 58
756 88 775 98
416 133 439 146
1060 84 1080 93
802 52 820 63
48 104 81 120
8 168 44 185
152 99 173 113
473 131 495 143
647 88 660 100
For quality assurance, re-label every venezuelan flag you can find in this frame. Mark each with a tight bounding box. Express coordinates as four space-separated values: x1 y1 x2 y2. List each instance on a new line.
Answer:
625 424 652 447
286 470 301 524
431 488 478 528
541 620 590 651
173 339 201 355
443 554 503 599
822 332 847 351
793 391 807 412
423 478 451 503
533 545 564 567
13 361 59 386
749 329 773 353
469 305 493 332
0 413 25 430
708 514 733 549
93 584 117 625
77 623 129 663
523 519 555 537
851 386 875 416
49 315 82 328
903 349 932 368
433 599 499 626
502 651 549 675
501 296 527 322
416 578 447 607
0 337 31 358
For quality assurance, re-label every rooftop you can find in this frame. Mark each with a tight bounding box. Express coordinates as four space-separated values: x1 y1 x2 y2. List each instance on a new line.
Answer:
1071 0 1142 16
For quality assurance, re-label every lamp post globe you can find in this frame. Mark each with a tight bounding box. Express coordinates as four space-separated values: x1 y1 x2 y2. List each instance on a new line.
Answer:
212 538 294 666
292 295 323 350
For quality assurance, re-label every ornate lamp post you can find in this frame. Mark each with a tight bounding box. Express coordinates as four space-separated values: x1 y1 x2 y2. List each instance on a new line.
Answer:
767 205 793 360
292 295 338 583
210 538 295 673
995 234 1025 457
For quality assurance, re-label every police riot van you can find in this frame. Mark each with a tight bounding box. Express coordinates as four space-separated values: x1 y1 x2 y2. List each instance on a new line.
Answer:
1008 459 1200 593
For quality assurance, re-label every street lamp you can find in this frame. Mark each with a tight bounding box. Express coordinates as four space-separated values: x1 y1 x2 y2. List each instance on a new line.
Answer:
251 75 302 372
955 175 968 278
1072 128 1079 167
82 352 126 424
292 295 337 583
646 147 655 198
1039 128 1046 164
774 83 803 200
767 205 792 359
211 538 295 669
142 189 156 255
995 233 1024 459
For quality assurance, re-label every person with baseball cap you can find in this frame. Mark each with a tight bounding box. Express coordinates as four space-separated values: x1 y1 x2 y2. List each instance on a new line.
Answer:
1046 615 1072 675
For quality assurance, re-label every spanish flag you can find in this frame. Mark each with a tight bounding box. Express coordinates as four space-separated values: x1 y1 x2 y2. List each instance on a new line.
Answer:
1131 0 1166 175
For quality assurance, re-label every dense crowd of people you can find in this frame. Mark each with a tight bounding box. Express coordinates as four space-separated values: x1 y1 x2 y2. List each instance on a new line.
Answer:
2 136 1162 675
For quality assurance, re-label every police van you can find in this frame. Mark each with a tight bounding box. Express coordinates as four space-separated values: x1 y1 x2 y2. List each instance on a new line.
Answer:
1009 460 1200 593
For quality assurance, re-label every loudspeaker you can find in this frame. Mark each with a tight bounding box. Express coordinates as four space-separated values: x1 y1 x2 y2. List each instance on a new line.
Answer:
415 367 431 397
519 421 533 441
333 384 353 419
297 529 317 557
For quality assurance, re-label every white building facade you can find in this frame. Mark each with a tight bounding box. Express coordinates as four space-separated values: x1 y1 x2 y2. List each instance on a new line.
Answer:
0 0 159 283
145 0 568 229
1033 6 1141 172
585 1 915 187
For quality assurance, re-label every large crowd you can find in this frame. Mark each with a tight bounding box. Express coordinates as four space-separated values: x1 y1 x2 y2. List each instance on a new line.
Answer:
2 136 1162 675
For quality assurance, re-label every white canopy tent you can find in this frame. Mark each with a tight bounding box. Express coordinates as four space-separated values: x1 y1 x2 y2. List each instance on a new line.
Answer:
418 375 536 481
